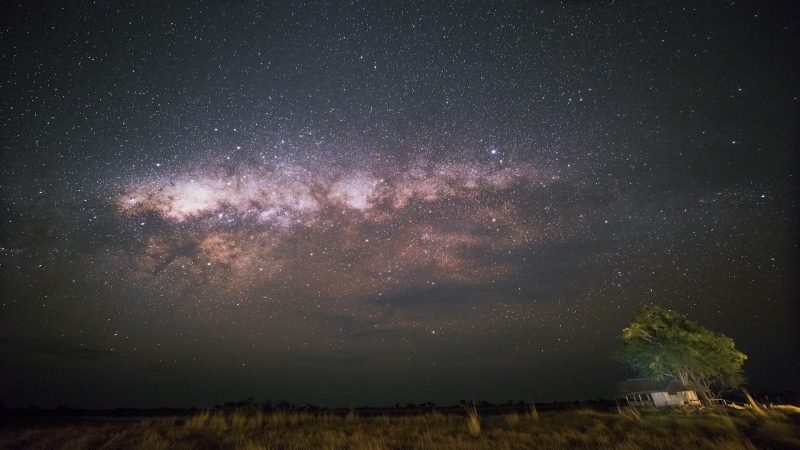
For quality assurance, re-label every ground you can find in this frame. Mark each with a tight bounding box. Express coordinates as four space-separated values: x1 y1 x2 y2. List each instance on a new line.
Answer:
1 406 799 449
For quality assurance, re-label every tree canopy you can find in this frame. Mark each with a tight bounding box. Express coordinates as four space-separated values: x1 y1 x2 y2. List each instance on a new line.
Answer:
617 305 747 401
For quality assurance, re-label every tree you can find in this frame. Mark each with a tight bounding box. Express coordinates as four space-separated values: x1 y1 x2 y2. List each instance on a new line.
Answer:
617 305 747 404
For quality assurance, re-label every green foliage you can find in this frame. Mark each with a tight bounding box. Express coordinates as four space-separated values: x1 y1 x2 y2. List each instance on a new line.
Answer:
618 305 747 396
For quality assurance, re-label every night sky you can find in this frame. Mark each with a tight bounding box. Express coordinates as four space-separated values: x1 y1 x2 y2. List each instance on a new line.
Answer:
1 1 798 409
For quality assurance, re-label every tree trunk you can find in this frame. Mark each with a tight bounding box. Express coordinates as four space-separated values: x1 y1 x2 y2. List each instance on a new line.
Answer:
687 372 713 406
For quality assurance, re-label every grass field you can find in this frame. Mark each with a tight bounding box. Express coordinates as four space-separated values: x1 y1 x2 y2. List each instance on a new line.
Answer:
1 405 799 449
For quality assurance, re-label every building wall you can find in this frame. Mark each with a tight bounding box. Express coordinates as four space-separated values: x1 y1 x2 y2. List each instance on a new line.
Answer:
650 392 669 408
625 390 700 408
683 390 701 405
660 390 699 407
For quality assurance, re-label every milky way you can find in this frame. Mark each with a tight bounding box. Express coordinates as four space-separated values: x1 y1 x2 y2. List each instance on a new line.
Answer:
115 155 561 301
1 1 797 408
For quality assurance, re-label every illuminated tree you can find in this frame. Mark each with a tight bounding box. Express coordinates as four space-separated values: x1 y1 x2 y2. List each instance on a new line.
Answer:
617 305 747 403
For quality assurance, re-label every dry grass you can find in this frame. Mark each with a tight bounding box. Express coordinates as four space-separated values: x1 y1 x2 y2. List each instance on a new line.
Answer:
617 402 644 424
463 402 481 437
528 402 538 421
1 406 798 450
503 410 520 428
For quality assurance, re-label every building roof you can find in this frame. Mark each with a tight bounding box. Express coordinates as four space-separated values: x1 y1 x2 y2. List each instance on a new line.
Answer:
617 378 693 394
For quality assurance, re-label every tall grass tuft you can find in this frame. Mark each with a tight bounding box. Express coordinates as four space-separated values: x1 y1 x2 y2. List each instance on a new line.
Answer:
345 408 359 424
616 402 643 423
228 409 249 430
183 409 210 430
528 401 539 421
207 412 229 432
464 402 481 437
503 410 519 428
139 430 171 450
246 409 265 429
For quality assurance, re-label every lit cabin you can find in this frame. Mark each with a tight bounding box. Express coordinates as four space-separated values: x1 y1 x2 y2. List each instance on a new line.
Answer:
617 378 701 408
